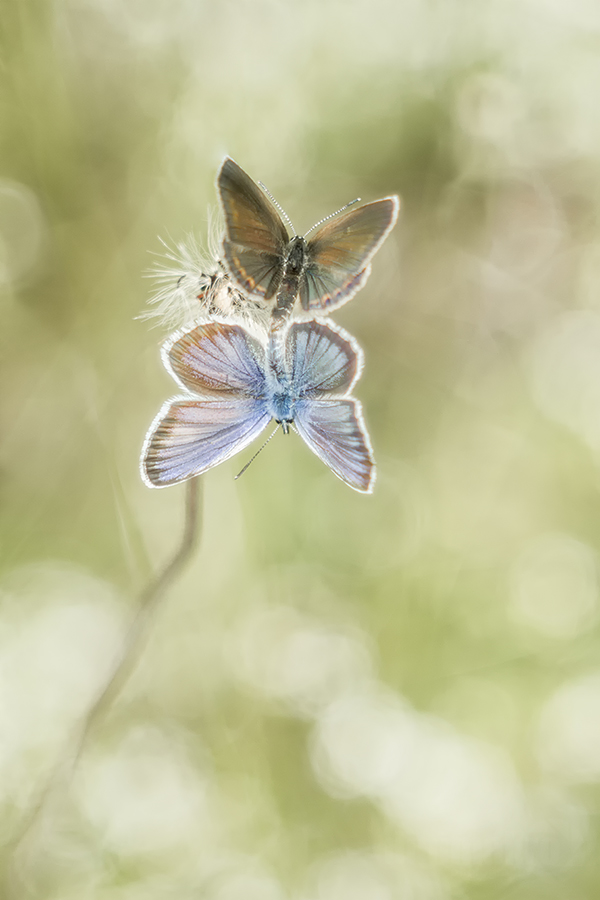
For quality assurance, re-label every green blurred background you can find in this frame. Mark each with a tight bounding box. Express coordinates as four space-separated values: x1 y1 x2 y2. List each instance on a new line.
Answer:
3 0 600 897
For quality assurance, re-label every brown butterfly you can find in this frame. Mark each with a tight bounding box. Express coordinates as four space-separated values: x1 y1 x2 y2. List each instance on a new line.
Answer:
217 158 399 323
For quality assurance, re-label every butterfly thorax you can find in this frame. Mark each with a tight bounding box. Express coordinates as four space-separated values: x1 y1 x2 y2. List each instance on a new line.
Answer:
271 236 308 330
284 236 307 276
268 389 295 428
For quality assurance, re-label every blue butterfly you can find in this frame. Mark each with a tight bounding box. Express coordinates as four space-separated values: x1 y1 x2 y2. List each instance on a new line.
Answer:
141 318 375 493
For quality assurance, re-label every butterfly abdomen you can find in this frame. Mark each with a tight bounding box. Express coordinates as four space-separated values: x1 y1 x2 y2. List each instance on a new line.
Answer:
271 236 308 328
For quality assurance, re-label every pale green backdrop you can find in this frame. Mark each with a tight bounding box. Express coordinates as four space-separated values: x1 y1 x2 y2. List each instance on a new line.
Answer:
2 0 600 897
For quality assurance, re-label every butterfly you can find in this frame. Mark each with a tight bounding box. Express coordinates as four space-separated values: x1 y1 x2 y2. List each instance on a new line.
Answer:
141 317 375 492
217 157 399 321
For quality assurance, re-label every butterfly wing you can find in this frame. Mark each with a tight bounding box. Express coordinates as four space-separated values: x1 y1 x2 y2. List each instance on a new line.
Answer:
284 320 375 491
301 196 399 311
286 320 363 396
294 398 376 493
218 157 288 300
165 320 267 397
141 396 271 488
143 319 272 486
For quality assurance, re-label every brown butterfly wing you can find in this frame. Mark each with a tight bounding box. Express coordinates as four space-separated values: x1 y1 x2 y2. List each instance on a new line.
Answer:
218 158 288 300
301 196 399 311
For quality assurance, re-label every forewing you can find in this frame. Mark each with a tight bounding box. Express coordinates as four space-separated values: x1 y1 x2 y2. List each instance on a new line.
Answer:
301 196 399 311
218 157 288 299
294 398 376 493
141 396 271 488
165 321 266 397
286 320 363 397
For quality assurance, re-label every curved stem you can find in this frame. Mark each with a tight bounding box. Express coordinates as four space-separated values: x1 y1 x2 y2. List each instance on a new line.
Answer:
72 476 202 760
6 477 203 896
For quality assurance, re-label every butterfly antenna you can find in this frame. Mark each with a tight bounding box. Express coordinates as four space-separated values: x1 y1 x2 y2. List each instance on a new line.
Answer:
303 198 361 238
258 181 296 236
234 424 280 480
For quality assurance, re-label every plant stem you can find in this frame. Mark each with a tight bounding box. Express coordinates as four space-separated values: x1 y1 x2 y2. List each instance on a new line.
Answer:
6 477 203 897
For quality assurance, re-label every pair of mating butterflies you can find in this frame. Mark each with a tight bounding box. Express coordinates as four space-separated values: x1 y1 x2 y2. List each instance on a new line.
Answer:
141 159 399 492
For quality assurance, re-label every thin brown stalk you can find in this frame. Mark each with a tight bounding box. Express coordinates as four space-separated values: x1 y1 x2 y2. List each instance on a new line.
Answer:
6 477 202 897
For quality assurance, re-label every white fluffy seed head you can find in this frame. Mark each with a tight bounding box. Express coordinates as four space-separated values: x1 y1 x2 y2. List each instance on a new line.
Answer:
142 230 269 331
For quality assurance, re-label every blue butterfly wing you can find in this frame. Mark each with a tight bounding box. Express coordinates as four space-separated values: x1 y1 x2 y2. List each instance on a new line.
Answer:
166 321 267 397
286 320 362 397
294 398 376 493
142 396 271 488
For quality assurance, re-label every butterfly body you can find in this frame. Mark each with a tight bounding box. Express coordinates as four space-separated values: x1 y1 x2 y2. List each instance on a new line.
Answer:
217 158 399 323
141 318 375 492
270 235 310 328
266 386 294 426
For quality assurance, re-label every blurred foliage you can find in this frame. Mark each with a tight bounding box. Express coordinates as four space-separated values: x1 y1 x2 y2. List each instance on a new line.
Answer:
2 0 600 898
